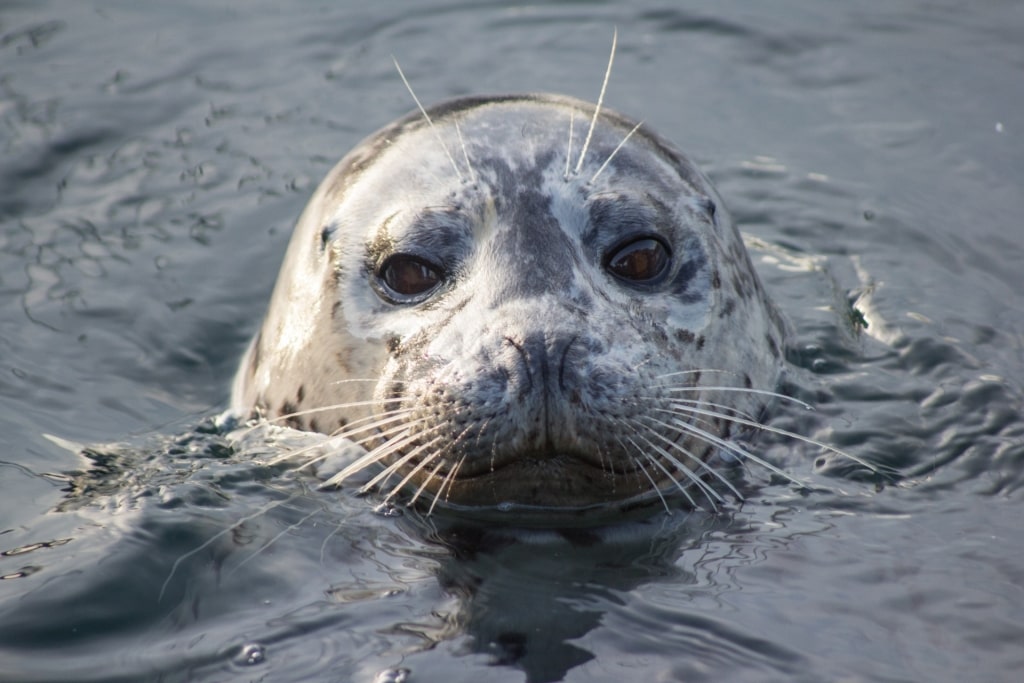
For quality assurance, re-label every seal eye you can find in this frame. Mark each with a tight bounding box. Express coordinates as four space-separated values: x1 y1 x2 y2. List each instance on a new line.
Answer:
379 254 443 300
606 237 671 284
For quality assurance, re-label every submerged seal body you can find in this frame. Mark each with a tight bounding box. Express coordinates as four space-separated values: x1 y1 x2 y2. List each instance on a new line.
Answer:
232 93 787 513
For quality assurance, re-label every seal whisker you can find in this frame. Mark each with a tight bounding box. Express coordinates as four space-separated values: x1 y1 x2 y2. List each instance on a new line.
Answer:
265 437 338 469
340 442 416 491
392 56 465 183
408 457 448 506
319 519 345 566
358 432 448 493
662 402 879 474
428 455 466 515
574 27 617 175
265 412 419 468
229 501 324 576
666 385 815 411
454 119 477 184
638 414 744 500
624 433 701 509
381 413 490 508
159 490 301 601
657 396 761 423
564 109 575 180
327 378 399 386
328 409 417 441
277 397 405 423
321 426 423 488
630 425 728 508
245 397 405 437
379 436 448 502
658 369 726 379
634 393 758 426
590 120 643 184
617 436 672 513
651 408 806 486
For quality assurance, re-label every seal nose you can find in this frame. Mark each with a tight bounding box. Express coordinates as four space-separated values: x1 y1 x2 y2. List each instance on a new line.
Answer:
503 332 581 451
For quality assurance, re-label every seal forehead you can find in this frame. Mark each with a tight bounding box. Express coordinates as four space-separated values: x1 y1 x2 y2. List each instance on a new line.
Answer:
333 96 709 246
329 94 701 201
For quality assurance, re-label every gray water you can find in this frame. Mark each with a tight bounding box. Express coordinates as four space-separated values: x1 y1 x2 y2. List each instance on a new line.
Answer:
2 1 1023 681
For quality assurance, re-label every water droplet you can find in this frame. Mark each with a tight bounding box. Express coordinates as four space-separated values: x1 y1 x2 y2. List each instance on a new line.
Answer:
373 502 403 518
235 643 265 666
497 501 513 513
374 667 410 683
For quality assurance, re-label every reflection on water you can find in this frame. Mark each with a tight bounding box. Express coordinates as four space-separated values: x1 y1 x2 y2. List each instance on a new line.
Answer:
2 1 1024 681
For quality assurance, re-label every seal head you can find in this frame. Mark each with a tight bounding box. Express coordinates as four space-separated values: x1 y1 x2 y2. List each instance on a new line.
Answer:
232 94 786 513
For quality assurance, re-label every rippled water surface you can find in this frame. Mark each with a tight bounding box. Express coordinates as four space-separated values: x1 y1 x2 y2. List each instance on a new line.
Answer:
2 1 1023 681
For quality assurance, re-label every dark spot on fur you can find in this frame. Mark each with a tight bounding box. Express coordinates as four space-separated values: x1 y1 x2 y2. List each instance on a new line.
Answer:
309 418 322 433
280 401 302 429
675 329 695 344
297 385 306 403
319 224 333 251
711 269 721 289
730 272 744 297
696 335 706 350
743 373 752 389
719 298 736 318
331 300 342 320
338 417 348 429
386 336 400 354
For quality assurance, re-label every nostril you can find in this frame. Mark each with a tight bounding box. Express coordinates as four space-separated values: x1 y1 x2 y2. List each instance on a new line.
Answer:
501 336 534 398
503 333 580 395
557 335 580 392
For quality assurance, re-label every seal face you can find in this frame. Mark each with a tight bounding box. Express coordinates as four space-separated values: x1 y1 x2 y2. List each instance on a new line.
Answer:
232 94 787 513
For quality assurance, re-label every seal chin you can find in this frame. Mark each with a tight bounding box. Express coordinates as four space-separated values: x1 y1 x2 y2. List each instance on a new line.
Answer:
407 451 661 510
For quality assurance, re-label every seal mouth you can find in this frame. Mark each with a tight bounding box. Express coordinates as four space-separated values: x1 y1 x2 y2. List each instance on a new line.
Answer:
454 449 643 479
399 448 672 511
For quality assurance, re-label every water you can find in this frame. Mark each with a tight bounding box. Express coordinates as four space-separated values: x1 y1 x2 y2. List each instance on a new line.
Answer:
2 1 1023 681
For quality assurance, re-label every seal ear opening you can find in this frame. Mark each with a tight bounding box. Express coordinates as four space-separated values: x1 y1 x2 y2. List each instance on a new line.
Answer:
703 197 717 223
319 224 335 252
691 196 717 226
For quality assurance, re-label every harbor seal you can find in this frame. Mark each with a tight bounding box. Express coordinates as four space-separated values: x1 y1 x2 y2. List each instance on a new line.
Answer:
231 92 789 515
